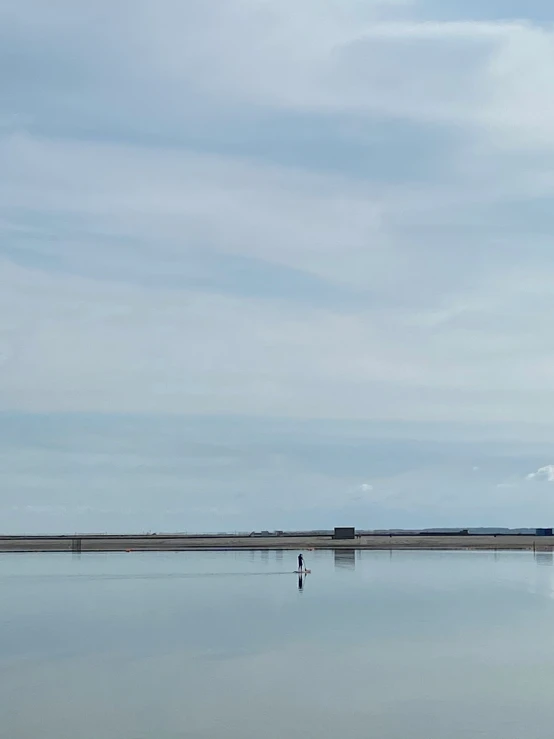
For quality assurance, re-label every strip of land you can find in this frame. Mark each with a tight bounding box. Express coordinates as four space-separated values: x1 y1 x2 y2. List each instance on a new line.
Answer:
0 534 552 553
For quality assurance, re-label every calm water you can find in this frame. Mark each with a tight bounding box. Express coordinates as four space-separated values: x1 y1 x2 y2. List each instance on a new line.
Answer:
2 549 554 738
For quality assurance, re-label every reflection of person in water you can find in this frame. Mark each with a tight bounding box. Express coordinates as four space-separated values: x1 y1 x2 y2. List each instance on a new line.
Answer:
297 573 304 592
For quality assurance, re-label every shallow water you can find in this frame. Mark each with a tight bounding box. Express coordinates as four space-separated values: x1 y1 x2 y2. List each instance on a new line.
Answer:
1 549 554 738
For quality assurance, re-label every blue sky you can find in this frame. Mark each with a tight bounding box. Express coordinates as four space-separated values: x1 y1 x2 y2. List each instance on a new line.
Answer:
2 0 554 533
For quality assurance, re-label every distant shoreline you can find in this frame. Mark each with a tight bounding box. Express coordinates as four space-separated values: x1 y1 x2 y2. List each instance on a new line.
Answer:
0 534 553 553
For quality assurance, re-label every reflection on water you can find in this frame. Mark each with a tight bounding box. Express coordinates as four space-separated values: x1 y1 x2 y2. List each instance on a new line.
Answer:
1 550 554 739
534 550 553 566
334 548 356 570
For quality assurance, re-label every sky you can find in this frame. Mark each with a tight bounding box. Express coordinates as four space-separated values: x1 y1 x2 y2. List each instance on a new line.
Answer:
2 0 554 533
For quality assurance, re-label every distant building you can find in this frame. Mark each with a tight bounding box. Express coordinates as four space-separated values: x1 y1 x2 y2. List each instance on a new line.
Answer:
333 527 356 540
536 528 553 536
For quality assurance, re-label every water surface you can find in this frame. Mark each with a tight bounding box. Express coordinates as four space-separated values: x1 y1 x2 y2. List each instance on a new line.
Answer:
1 549 554 738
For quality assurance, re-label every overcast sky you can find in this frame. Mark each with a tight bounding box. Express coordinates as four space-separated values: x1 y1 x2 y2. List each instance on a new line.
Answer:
2 0 554 533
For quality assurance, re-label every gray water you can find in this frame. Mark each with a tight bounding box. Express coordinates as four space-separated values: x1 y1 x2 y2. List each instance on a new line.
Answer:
1 549 554 739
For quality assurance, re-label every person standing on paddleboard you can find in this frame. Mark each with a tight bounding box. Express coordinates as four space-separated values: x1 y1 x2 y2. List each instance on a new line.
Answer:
298 553 305 572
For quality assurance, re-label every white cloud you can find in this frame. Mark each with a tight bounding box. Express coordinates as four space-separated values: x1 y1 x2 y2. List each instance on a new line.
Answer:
360 483 374 492
129 11 554 147
3 1 554 149
0 133 386 287
2 248 554 422
527 465 554 483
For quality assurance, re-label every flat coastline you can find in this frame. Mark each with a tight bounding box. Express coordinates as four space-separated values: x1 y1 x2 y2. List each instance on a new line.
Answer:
0 534 552 553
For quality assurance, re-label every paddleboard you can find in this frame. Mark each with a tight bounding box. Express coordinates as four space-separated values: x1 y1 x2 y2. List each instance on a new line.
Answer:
295 569 311 574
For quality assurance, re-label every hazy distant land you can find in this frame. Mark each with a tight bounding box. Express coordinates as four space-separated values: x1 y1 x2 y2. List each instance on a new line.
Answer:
0 529 552 553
